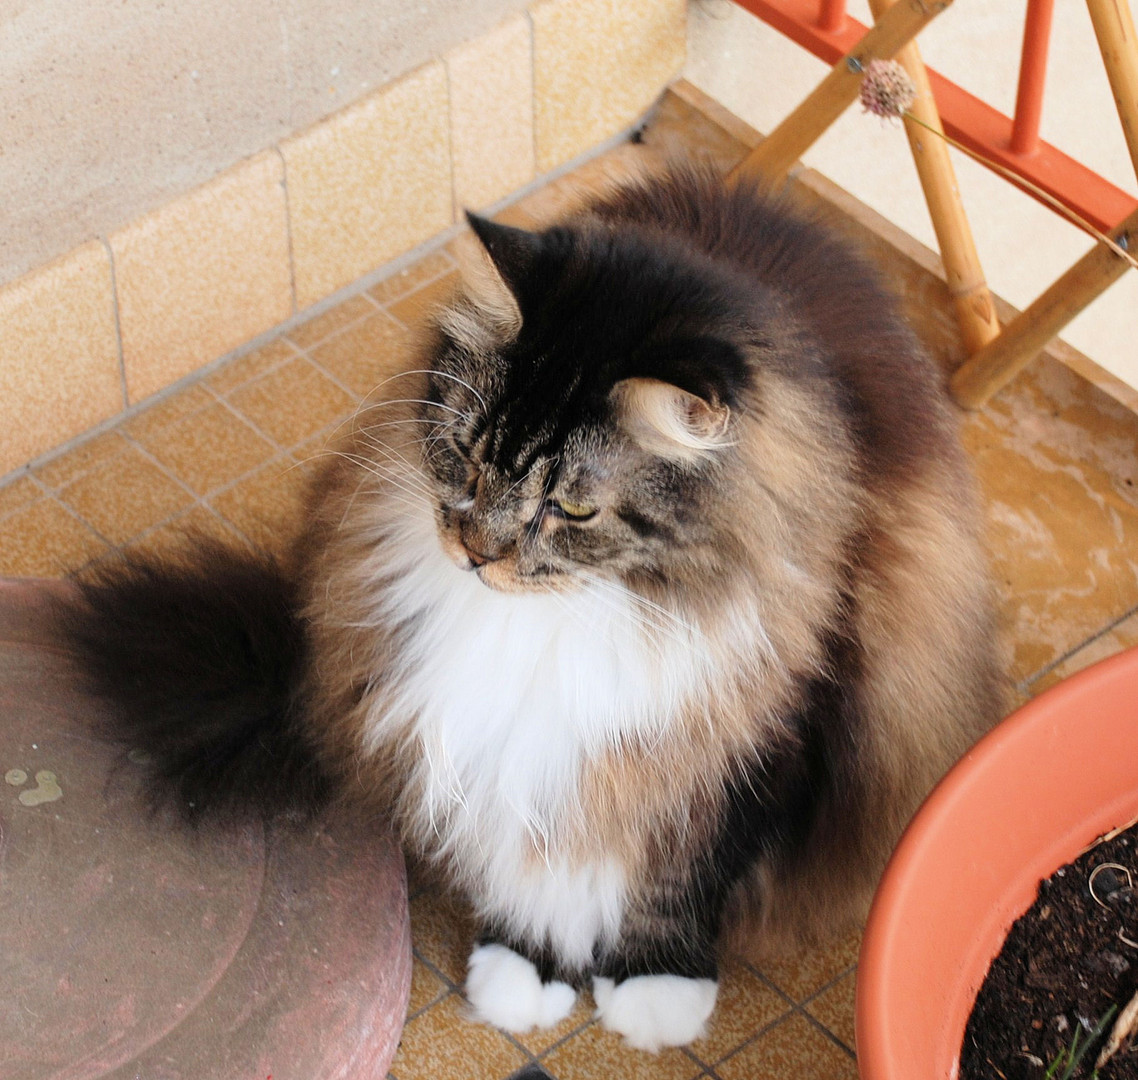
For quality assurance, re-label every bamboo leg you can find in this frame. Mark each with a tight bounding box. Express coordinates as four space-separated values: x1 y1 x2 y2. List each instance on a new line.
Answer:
950 206 1138 407
951 0 1138 408
1087 0 1138 180
729 0 955 187
867 0 1000 353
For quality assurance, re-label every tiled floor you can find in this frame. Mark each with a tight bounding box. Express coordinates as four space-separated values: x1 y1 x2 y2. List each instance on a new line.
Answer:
4 87 1138 1079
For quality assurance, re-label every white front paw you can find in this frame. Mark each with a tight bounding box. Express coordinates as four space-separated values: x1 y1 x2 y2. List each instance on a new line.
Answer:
466 943 577 1033
592 973 718 1051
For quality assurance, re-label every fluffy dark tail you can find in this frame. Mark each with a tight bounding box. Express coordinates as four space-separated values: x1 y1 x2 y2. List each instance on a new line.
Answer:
55 539 332 821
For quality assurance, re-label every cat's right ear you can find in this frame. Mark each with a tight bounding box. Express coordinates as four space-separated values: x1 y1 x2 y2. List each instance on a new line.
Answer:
612 377 733 464
465 213 542 298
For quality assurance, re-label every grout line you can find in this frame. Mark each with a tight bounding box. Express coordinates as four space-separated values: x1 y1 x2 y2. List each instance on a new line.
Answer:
525 8 539 182
797 961 858 1006
1018 600 1138 693
100 236 129 413
798 1005 857 1058
531 1015 600 1064
409 947 463 994
275 147 299 318
441 52 458 229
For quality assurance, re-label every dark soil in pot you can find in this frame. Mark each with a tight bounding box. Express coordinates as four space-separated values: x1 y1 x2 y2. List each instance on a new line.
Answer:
961 821 1138 1079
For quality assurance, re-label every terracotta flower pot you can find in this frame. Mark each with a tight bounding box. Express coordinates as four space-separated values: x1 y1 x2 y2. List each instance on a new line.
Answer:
856 644 1138 1080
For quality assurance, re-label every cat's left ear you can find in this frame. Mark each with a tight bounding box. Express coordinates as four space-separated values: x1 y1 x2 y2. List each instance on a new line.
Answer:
465 212 542 297
612 377 732 463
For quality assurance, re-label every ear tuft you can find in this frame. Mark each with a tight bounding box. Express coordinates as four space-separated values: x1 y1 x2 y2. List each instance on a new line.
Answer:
613 378 732 463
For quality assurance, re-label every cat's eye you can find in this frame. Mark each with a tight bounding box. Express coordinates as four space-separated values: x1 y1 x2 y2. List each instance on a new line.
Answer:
547 498 597 521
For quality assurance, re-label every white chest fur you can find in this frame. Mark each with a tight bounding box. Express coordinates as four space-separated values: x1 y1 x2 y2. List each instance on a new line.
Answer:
356 498 715 966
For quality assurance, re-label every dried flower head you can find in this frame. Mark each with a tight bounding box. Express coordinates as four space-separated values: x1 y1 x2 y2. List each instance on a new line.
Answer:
859 58 917 119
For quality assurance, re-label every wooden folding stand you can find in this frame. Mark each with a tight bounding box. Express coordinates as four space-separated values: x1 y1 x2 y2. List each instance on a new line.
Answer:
730 0 1001 359
950 0 1138 407
729 0 1138 410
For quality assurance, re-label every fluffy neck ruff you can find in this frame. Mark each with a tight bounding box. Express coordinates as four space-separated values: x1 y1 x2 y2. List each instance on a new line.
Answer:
354 489 738 962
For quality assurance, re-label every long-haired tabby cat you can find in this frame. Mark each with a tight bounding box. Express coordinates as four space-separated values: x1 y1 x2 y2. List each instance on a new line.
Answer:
58 165 1004 1051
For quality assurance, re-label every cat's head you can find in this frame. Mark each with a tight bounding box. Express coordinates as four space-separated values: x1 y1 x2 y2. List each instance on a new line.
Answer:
417 211 763 596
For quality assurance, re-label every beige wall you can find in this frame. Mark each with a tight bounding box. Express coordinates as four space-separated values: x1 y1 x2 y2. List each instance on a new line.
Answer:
1 0 531 288
0 0 686 478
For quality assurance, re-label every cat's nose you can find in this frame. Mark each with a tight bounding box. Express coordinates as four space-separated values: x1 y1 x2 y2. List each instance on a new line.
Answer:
458 521 500 568
462 542 497 568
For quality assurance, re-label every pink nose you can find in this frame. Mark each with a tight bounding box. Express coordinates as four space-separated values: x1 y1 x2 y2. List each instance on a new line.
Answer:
462 542 494 568
458 522 499 568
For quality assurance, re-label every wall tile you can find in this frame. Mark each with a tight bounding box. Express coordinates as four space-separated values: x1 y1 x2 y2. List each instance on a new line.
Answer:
446 14 536 211
0 243 122 475
282 62 453 309
531 0 685 173
111 151 292 405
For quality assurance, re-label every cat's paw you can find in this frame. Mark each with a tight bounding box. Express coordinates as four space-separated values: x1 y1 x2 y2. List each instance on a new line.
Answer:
592 973 718 1051
465 944 577 1033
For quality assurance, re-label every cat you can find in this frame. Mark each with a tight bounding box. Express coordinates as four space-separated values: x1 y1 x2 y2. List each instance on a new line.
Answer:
57 164 1005 1051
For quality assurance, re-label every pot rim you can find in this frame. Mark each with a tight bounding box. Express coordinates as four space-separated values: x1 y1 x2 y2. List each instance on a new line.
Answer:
856 644 1138 1080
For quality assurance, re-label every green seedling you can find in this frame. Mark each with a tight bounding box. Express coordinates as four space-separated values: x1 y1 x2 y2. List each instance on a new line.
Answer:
1044 1006 1118 1080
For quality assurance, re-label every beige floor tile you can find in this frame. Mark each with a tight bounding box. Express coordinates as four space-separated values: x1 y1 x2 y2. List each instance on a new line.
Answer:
285 294 378 351
963 372 1138 685
804 969 856 1052
386 272 461 329
58 444 194 546
368 250 455 307
33 431 131 491
123 383 216 444
501 171 604 230
716 1012 858 1080
406 957 450 1018
0 498 107 577
0 475 45 521
135 400 276 497
309 310 421 399
690 957 791 1065
227 357 355 450
205 339 299 396
1028 611 1138 695
123 503 250 558
538 1019 703 1080
512 996 594 1056
209 456 311 554
408 887 478 987
751 930 861 1003
389 994 528 1080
